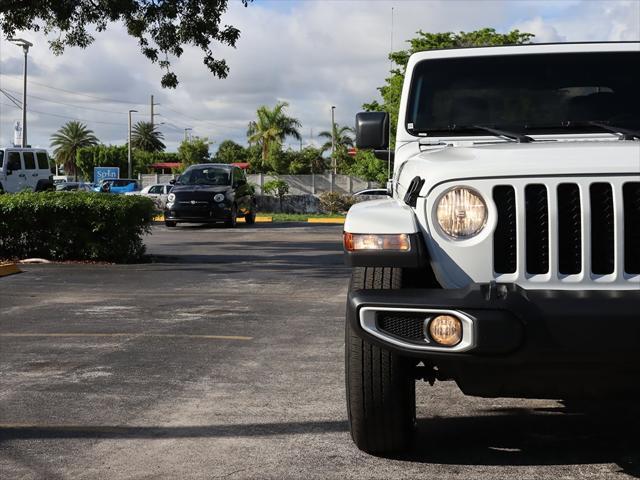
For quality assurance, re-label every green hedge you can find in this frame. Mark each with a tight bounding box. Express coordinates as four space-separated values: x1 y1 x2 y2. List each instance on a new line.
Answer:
0 192 155 262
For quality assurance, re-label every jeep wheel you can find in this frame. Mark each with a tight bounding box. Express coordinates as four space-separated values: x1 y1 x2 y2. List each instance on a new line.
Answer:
346 267 416 455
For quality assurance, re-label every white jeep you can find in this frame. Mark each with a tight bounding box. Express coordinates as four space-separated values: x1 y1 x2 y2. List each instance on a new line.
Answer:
0 147 54 193
343 42 640 455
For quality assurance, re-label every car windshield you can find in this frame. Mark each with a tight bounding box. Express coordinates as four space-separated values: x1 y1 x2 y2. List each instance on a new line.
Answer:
177 167 230 186
406 51 640 136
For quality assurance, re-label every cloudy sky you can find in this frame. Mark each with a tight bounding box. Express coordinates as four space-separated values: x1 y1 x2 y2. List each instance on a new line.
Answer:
0 0 638 153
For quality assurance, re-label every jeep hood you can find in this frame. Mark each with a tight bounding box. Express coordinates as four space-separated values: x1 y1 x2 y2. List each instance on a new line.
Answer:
397 140 640 194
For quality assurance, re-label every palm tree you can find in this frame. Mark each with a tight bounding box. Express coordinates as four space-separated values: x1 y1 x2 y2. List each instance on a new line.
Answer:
50 121 99 180
318 123 354 153
247 102 302 167
131 121 165 152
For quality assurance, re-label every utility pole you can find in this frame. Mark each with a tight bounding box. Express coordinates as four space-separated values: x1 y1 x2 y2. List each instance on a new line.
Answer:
128 109 137 178
9 38 33 147
150 95 160 127
331 106 336 174
388 6 394 179
184 128 192 142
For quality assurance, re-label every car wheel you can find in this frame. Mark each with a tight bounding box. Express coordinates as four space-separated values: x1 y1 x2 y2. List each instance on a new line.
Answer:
245 209 256 225
346 267 416 456
165 221 177 227
225 205 238 228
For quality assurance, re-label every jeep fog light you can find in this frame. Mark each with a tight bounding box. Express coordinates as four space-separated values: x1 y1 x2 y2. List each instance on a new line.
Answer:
427 315 462 346
436 187 487 239
343 233 411 251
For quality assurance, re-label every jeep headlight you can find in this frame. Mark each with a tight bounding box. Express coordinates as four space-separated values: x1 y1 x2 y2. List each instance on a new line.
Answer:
436 187 487 239
213 193 225 203
167 193 176 203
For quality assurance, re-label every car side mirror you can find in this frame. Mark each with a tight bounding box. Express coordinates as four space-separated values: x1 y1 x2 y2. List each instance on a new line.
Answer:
169 179 176 185
355 111 389 150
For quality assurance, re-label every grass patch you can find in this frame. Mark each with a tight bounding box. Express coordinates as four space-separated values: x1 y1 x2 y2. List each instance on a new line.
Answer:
264 213 346 222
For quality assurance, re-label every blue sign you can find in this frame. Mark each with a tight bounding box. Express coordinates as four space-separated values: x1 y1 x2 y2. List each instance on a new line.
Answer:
94 167 120 184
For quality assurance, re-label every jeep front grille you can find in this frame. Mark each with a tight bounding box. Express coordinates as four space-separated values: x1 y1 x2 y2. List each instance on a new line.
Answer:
624 182 640 274
492 179 640 279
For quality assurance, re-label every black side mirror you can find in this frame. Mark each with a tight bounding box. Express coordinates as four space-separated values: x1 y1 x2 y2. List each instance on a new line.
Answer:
169 179 176 185
355 112 389 150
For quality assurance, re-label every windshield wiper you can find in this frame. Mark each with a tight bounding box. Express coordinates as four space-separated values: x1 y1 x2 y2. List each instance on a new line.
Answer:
588 122 640 141
471 125 535 143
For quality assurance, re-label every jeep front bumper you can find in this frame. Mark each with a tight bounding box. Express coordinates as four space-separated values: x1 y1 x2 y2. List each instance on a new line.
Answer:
347 284 640 399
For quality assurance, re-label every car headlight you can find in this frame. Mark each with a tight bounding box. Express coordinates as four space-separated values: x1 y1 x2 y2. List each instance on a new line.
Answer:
167 193 176 202
213 193 225 203
436 187 487 239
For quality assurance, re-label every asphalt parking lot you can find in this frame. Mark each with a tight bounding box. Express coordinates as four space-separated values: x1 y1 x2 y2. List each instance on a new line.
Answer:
1 223 639 479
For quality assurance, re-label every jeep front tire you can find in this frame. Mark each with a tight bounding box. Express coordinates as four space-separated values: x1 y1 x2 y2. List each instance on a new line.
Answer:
346 267 416 455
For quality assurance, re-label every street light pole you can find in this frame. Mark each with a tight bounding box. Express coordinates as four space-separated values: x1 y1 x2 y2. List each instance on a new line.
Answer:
128 109 137 179
184 128 192 142
330 105 336 175
9 38 33 147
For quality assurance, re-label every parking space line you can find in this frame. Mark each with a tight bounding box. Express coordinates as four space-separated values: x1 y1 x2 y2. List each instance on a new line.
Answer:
0 333 252 340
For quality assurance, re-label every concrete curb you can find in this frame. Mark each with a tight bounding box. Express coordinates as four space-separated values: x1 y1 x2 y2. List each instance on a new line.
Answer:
0 263 21 277
307 218 345 224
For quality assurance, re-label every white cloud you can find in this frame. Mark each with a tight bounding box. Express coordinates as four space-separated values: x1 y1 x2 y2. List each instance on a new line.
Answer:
514 17 566 42
1 0 638 154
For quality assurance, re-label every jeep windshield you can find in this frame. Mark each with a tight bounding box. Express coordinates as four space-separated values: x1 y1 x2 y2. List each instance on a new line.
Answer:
406 51 640 137
177 167 230 186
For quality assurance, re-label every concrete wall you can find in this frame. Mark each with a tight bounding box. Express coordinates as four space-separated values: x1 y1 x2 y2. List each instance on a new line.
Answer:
139 173 379 195
247 173 377 195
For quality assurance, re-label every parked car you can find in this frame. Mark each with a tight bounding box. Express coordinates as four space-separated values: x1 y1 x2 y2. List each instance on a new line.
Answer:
126 183 173 208
0 147 54 193
343 41 640 455
55 182 94 192
164 164 256 227
93 178 140 194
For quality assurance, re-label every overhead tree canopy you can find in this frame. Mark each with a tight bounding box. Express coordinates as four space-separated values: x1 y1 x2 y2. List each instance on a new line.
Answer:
0 0 252 88
363 28 534 143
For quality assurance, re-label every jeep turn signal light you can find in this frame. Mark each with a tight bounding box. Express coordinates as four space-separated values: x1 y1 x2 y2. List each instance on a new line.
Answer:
428 315 462 346
343 233 411 251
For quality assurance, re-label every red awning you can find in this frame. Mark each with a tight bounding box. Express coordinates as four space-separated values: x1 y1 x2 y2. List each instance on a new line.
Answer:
150 162 182 169
231 162 250 170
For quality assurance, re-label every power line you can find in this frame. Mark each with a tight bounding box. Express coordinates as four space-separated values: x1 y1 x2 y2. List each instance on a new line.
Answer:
0 74 146 105
0 88 22 109
1 102 125 126
1 87 126 114
160 106 242 131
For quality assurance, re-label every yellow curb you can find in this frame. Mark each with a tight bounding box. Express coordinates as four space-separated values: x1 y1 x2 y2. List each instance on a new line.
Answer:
238 216 272 223
0 263 21 277
307 218 345 224
155 216 273 223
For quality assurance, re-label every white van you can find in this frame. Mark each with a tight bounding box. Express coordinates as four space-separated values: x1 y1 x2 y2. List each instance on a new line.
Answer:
0 147 54 193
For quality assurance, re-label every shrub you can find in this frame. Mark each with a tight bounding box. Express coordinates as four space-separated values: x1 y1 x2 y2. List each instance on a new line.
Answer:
0 192 155 263
318 192 355 214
